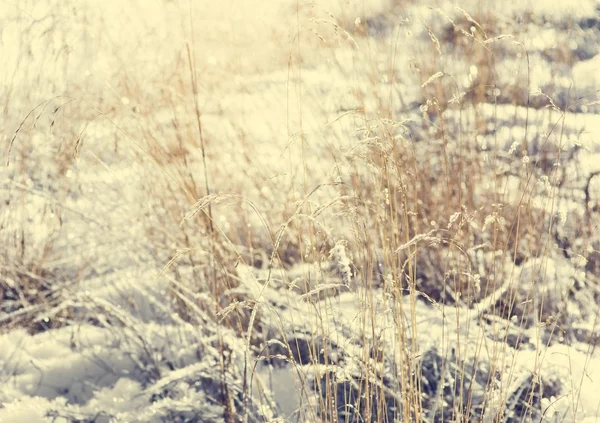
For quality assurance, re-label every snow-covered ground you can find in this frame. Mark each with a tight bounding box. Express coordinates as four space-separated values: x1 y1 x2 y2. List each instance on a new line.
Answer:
1 0 599 422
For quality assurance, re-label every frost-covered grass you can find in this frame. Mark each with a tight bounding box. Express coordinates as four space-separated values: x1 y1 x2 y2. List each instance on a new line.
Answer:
1 0 600 422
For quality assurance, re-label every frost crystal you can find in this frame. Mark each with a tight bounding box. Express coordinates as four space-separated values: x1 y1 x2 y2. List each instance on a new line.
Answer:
330 241 353 286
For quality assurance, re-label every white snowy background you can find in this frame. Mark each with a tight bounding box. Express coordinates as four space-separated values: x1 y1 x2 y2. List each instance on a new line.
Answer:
1 0 599 422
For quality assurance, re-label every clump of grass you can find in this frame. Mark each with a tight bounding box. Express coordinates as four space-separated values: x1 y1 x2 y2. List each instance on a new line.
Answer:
2 1 599 422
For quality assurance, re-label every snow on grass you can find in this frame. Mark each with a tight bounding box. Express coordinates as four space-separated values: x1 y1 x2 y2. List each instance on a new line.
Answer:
1 0 600 421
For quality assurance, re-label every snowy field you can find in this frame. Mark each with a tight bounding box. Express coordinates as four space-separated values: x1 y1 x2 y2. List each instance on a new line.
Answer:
1 0 600 422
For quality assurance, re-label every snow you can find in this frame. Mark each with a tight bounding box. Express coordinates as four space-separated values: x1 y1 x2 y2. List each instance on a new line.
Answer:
1 0 600 421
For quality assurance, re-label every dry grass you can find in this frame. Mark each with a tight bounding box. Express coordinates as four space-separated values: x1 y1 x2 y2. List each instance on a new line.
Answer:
1 0 599 422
